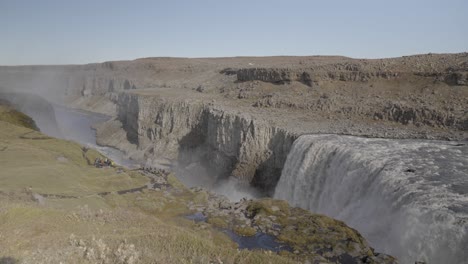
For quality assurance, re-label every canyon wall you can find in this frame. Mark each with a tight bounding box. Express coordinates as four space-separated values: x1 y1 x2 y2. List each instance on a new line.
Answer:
1 53 467 192
0 65 139 114
236 67 401 86
101 92 296 192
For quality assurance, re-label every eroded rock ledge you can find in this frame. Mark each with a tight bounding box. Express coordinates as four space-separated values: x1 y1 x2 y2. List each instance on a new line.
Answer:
235 67 401 87
97 92 296 192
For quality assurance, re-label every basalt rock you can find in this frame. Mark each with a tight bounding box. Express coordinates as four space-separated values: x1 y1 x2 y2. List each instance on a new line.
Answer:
375 102 467 130
101 92 297 191
234 67 401 86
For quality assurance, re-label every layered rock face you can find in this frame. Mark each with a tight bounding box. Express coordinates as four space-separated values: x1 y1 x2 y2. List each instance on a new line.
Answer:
236 67 401 86
376 102 466 130
107 92 296 191
233 54 468 87
1 53 467 191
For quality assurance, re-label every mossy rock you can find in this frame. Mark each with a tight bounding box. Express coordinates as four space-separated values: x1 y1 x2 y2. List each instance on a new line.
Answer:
207 217 228 228
191 190 209 205
246 198 291 226
277 210 372 258
233 226 257 237
244 198 377 261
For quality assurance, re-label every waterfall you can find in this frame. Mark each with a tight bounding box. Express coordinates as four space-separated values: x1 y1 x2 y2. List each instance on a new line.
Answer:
274 134 468 264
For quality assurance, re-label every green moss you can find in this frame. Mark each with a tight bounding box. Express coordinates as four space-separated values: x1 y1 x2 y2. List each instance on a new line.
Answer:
233 226 257 237
161 200 191 217
246 198 291 226
192 191 209 205
246 199 290 217
245 198 375 260
207 217 228 229
167 173 187 190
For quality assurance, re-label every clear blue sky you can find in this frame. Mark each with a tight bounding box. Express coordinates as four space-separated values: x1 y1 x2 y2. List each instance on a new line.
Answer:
1 0 467 65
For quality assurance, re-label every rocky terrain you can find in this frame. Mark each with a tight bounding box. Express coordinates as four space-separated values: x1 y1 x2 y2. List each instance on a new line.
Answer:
4 53 464 193
0 53 467 263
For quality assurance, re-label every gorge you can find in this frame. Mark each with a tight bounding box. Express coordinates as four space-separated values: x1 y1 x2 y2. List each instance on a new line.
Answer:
1 53 467 263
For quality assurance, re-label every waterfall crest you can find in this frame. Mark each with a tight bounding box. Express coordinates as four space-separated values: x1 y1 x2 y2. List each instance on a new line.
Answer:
274 134 468 264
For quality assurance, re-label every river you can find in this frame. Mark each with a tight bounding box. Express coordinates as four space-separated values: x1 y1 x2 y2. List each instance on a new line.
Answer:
51 105 140 168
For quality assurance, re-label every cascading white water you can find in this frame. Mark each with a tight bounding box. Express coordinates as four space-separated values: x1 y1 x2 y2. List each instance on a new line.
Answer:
274 134 468 264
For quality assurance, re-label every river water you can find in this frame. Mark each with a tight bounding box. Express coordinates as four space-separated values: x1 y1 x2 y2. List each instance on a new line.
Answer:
51 105 140 168
274 134 468 264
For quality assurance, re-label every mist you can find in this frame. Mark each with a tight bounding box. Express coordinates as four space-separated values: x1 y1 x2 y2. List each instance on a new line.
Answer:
173 158 262 201
0 72 262 202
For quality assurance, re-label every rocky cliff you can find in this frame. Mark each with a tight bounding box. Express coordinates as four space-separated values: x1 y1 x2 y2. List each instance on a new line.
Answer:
233 53 468 87
96 91 296 192
1 53 467 192
235 67 401 86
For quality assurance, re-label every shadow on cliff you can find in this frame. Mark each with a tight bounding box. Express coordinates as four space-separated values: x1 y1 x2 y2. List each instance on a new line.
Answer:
176 121 263 201
175 119 294 200
176 121 220 187
251 132 296 196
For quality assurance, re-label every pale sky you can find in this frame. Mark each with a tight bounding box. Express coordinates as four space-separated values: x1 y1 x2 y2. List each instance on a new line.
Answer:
1 0 467 65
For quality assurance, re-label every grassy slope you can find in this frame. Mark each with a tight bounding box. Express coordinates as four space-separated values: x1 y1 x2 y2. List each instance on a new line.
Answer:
0 103 38 131
0 105 296 263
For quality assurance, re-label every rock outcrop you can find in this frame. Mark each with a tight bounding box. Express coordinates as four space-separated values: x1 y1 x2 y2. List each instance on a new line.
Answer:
235 67 401 86
188 190 398 264
1 53 467 191
375 102 467 130
236 68 315 86
230 53 468 87
97 92 296 191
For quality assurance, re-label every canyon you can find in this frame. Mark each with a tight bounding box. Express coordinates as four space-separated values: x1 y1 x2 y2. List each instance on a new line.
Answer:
1 54 466 192
1 53 467 263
